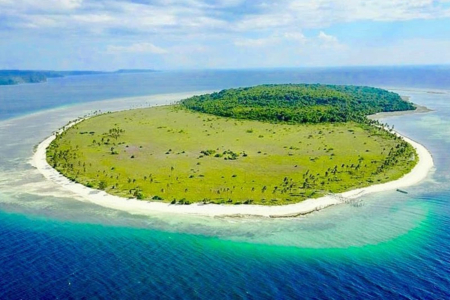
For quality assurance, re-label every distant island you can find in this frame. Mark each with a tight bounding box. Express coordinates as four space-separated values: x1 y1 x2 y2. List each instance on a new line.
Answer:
45 84 420 207
0 69 157 85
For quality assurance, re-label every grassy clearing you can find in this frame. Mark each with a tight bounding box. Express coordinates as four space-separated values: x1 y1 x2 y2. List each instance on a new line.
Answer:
47 105 417 205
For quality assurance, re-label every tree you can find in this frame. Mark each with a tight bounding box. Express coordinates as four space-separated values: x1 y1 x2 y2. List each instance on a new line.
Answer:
99 180 107 190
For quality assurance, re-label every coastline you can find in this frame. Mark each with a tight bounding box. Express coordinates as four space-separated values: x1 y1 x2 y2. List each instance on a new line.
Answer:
32 119 434 218
368 105 432 120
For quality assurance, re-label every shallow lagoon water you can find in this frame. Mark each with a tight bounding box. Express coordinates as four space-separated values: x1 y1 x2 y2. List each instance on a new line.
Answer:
0 70 449 298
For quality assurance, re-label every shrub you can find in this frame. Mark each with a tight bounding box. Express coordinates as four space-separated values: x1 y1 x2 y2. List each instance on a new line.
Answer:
98 180 107 190
200 149 216 156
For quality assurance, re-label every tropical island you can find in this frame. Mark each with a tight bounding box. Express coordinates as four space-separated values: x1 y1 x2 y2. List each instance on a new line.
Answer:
42 84 425 210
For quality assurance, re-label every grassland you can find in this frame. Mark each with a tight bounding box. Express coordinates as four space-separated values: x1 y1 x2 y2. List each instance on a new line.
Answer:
47 105 417 205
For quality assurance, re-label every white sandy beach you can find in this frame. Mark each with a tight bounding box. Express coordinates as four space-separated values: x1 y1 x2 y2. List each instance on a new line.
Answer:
32 115 434 218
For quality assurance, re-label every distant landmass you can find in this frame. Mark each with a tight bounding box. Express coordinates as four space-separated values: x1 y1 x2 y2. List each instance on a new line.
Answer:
0 69 158 85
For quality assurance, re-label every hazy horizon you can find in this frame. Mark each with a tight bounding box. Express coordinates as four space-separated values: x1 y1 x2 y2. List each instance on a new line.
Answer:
2 64 450 73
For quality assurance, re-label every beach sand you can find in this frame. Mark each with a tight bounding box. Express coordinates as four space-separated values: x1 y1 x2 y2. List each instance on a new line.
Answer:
368 103 433 120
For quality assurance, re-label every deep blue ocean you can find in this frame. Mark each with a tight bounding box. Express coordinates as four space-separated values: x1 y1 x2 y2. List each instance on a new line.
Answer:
0 67 449 299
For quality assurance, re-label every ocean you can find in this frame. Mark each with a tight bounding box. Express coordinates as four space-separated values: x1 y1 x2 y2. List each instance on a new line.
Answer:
0 67 449 299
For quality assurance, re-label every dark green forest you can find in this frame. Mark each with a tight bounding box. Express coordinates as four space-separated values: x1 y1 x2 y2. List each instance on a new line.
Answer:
0 69 157 85
0 70 104 85
180 84 415 124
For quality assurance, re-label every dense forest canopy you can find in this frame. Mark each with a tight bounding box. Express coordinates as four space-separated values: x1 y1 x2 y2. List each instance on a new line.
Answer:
180 84 415 124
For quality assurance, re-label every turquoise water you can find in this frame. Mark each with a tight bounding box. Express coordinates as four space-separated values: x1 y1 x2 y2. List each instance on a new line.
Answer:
0 68 449 298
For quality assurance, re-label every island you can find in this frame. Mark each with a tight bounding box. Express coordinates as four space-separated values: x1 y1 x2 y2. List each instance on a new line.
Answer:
39 84 432 214
0 69 157 85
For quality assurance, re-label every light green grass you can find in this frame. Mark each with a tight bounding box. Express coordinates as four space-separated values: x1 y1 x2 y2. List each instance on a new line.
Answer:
47 106 417 205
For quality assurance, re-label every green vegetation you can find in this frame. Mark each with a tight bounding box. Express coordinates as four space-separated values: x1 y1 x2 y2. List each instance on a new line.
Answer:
0 71 51 85
0 70 102 85
0 69 157 85
47 94 417 205
180 84 415 124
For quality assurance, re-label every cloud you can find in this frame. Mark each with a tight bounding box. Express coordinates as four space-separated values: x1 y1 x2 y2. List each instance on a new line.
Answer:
0 0 83 12
106 43 168 54
0 0 227 34
72 14 114 23
234 37 276 47
2 0 450 37
234 31 306 47
318 31 339 45
283 32 307 42
234 0 450 31
1 0 450 69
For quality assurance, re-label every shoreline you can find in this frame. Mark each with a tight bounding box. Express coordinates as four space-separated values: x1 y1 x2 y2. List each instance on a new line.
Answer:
368 105 432 120
32 111 435 219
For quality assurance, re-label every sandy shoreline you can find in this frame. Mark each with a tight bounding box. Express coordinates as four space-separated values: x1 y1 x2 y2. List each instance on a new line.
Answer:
32 110 434 218
368 104 432 120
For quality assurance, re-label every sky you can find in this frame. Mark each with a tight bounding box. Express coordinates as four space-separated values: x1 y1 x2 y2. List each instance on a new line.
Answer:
1 0 450 70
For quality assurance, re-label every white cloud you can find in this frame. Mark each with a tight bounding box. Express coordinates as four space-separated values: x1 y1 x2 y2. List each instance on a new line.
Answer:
318 31 338 44
315 31 347 52
0 0 83 11
2 0 450 37
18 15 60 28
234 14 293 31
72 14 114 23
235 31 306 47
235 0 450 31
283 32 307 42
106 43 168 54
203 0 246 8
234 37 277 47
1 0 450 69
0 0 228 34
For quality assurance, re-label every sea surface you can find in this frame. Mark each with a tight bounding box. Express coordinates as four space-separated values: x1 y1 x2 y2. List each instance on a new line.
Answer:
0 67 449 299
